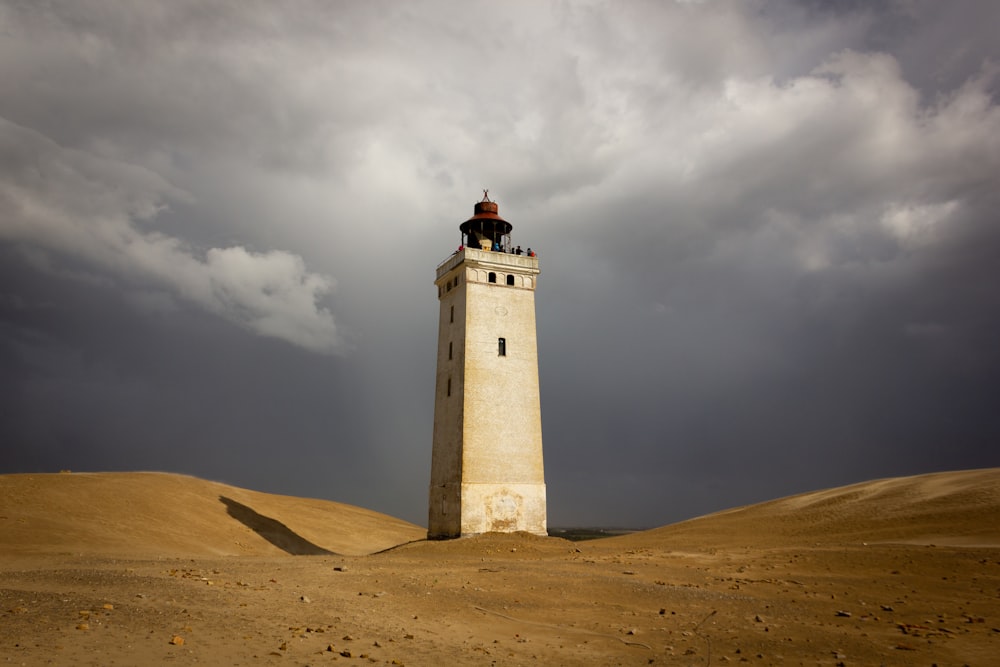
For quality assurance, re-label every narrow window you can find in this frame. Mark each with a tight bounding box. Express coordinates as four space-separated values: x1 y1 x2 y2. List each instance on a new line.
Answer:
448 341 453 360
488 272 496 283
506 274 514 286
455 275 460 285
447 377 451 396
450 305 454 323
498 337 506 356
446 281 452 292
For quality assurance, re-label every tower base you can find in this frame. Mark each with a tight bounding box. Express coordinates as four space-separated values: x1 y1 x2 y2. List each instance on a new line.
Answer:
428 482 547 539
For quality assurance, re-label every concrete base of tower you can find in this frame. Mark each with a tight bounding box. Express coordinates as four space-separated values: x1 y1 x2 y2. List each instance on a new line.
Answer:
428 482 547 539
462 482 547 536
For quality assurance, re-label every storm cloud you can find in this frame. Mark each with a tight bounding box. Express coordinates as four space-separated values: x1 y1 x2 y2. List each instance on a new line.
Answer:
2 1 998 527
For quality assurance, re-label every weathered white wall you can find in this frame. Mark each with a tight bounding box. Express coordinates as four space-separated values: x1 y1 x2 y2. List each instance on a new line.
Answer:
428 249 547 538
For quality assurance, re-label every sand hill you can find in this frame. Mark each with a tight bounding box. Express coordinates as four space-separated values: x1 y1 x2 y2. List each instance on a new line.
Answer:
612 467 1000 551
3 469 996 558
1 468 998 666
0 471 424 557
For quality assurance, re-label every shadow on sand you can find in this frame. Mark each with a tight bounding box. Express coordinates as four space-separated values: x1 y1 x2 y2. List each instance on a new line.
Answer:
219 496 335 555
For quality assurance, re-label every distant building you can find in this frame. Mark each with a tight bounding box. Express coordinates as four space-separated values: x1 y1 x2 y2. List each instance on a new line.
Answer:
428 193 547 538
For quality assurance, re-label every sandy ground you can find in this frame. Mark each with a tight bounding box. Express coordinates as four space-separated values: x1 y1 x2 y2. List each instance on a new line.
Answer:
1 469 998 666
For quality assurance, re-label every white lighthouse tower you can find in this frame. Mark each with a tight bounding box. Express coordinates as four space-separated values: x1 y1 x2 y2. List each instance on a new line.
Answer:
428 193 547 538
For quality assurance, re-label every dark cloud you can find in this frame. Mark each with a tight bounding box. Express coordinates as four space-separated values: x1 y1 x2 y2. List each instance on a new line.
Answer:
1 1 998 527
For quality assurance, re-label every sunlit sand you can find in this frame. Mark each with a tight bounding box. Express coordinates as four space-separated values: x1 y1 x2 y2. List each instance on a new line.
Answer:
2 469 997 665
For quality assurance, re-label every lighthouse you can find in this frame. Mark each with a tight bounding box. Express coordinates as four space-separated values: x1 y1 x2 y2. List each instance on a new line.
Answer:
428 193 547 538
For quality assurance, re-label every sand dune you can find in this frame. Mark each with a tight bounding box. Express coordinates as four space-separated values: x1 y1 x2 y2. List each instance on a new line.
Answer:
0 471 424 557
612 467 1000 550
3 468 995 558
2 468 997 665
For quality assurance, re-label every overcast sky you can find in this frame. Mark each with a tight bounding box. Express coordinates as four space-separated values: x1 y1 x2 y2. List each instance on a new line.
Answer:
2 1 999 528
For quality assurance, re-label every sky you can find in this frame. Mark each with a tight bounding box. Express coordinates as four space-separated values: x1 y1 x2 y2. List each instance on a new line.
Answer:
2 0 999 529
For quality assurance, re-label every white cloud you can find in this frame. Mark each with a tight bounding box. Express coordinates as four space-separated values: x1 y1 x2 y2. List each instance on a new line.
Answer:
568 47 1000 283
880 201 960 246
0 117 341 353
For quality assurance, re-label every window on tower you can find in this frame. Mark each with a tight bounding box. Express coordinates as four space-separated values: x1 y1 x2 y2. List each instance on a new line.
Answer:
506 274 514 286
488 272 496 283
498 337 506 356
